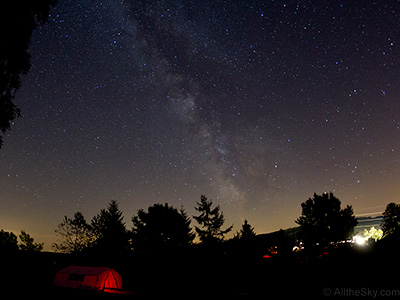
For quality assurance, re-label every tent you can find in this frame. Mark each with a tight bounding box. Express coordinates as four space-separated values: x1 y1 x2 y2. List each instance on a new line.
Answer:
54 266 123 291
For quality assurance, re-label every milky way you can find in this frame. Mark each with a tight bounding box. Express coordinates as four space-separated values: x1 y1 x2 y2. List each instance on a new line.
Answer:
1 0 400 248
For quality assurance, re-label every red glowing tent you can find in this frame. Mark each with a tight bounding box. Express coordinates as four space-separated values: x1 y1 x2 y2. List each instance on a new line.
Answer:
54 266 123 291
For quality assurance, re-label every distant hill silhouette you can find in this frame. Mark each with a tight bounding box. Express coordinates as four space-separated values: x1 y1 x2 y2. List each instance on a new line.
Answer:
257 215 384 240
256 226 300 242
354 215 383 233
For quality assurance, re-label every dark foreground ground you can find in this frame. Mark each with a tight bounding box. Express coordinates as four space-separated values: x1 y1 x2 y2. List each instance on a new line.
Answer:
1 240 399 299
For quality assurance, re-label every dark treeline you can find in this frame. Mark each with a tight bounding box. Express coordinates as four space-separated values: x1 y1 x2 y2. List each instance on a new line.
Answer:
0 0 56 147
2 193 400 297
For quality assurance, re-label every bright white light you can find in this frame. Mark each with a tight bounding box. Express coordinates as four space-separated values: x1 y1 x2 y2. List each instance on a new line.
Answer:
354 236 367 246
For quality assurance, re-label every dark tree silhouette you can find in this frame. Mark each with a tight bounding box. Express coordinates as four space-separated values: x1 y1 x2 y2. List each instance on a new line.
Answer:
131 203 195 254
91 200 129 256
193 195 233 245
52 211 93 253
0 0 56 147
0 229 18 253
234 219 256 240
382 202 400 237
228 219 262 263
18 230 43 252
295 192 357 247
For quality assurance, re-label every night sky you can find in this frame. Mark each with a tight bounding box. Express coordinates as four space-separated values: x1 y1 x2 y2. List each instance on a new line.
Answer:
1 0 400 249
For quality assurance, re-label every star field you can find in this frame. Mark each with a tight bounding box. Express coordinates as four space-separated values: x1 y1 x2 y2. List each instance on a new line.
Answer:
1 0 400 248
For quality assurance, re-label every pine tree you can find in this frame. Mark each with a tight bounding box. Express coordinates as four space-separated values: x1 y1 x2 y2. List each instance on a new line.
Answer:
193 195 233 245
91 200 129 256
234 219 256 240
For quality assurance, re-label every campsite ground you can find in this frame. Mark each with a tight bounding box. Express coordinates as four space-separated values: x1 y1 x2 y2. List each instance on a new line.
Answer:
2 241 399 298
